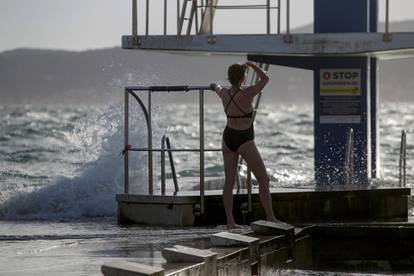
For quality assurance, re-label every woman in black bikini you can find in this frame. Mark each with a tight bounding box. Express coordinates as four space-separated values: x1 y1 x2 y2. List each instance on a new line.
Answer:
211 62 277 228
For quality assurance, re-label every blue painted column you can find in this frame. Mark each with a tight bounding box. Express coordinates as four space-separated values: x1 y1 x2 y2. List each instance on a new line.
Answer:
313 0 377 185
313 57 371 185
249 0 379 185
370 1 380 179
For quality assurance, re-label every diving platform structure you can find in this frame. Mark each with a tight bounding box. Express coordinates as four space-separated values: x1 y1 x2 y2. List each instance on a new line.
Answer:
123 0 414 59
117 0 413 224
123 0 414 185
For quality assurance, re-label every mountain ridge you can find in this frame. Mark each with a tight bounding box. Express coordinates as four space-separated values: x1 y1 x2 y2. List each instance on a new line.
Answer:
1 21 414 104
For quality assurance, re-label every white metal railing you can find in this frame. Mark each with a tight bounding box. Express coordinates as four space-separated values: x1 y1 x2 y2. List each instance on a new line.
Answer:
131 0 400 43
399 129 407 187
124 85 215 216
131 0 289 40
344 128 354 186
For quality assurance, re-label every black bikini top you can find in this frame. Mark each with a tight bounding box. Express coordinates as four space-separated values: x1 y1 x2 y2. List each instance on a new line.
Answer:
225 89 254 119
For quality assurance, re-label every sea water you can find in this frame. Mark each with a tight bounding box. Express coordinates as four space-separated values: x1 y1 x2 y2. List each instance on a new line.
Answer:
0 101 412 275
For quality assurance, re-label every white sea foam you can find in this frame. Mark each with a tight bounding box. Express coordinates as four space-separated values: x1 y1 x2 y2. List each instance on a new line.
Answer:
0 104 149 219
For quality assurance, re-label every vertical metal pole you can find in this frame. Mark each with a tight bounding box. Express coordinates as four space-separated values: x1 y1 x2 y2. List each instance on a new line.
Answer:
132 0 138 37
209 0 213 37
266 0 270 34
161 135 166 195
186 0 196 35
399 131 403 187
146 0 149 35
195 0 199 34
164 0 168 35
177 0 180 35
399 130 407 187
199 89 205 216
345 128 354 186
284 0 292 43
385 0 390 38
277 0 281 34
247 168 252 213
350 130 354 185
286 0 290 37
179 0 189 35
403 131 407 187
148 90 153 194
166 137 179 193
124 89 130 194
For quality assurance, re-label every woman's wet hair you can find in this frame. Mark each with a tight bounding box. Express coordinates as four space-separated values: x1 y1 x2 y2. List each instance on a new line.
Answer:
228 63 248 86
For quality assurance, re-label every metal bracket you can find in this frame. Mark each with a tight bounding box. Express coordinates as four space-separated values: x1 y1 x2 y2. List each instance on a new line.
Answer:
207 35 216 44
132 36 141 46
383 33 392 42
284 34 294 44
193 203 201 216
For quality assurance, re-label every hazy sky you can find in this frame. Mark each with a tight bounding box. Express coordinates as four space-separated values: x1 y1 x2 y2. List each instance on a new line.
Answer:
1 0 414 53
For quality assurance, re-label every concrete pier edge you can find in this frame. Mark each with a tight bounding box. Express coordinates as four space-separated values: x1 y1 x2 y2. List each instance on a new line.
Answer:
102 219 414 275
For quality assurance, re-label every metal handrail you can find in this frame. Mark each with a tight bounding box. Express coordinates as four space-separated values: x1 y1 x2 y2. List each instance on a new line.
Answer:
132 0 395 43
399 129 407 187
130 148 221 152
124 84 269 216
161 135 179 195
124 85 214 216
344 128 354 186
197 4 278 9
132 0 284 38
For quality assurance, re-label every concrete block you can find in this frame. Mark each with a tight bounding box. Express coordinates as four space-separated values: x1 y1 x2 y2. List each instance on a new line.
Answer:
162 245 217 276
215 247 250 276
290 235 313 269
258 235 286 257
163 262 205 276
251 220 295 236
102 261 164 276
260 247 289 275
211 232 259 264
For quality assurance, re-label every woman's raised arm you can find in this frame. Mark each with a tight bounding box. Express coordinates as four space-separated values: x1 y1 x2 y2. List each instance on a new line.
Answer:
244 62 269 98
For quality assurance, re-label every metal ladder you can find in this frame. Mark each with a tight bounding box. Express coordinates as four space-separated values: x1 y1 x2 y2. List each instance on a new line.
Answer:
178 0 219 35
178 0 198 35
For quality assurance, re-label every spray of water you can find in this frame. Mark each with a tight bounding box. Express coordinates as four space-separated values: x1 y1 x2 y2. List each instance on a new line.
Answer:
0 103 149 220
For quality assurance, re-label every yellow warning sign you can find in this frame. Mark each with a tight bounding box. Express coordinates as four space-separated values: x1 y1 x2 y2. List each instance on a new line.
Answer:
320 69 361 96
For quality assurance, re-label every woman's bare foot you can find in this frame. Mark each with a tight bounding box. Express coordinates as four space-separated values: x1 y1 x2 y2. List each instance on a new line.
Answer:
226 223 242 230
266 216 279 223
267 217 292 226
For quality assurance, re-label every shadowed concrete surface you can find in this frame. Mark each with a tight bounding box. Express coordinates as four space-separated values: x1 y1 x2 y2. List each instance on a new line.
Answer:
117 186 410 226
102 220 414 275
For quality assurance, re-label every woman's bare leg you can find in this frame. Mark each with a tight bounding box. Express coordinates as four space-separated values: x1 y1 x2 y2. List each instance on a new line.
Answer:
238 141 277 222
222 141 240 228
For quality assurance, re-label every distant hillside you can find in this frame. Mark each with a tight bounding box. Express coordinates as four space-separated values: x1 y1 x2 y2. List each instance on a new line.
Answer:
1 20 414 104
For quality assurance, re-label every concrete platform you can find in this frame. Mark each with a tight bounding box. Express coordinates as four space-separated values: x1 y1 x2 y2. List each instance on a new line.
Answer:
117 186 410 226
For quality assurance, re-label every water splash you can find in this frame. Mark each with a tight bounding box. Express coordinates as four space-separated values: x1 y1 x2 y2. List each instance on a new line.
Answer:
0 104 148 220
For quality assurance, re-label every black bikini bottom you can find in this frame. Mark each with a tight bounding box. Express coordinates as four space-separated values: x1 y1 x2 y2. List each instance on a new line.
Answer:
223 124 254 152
